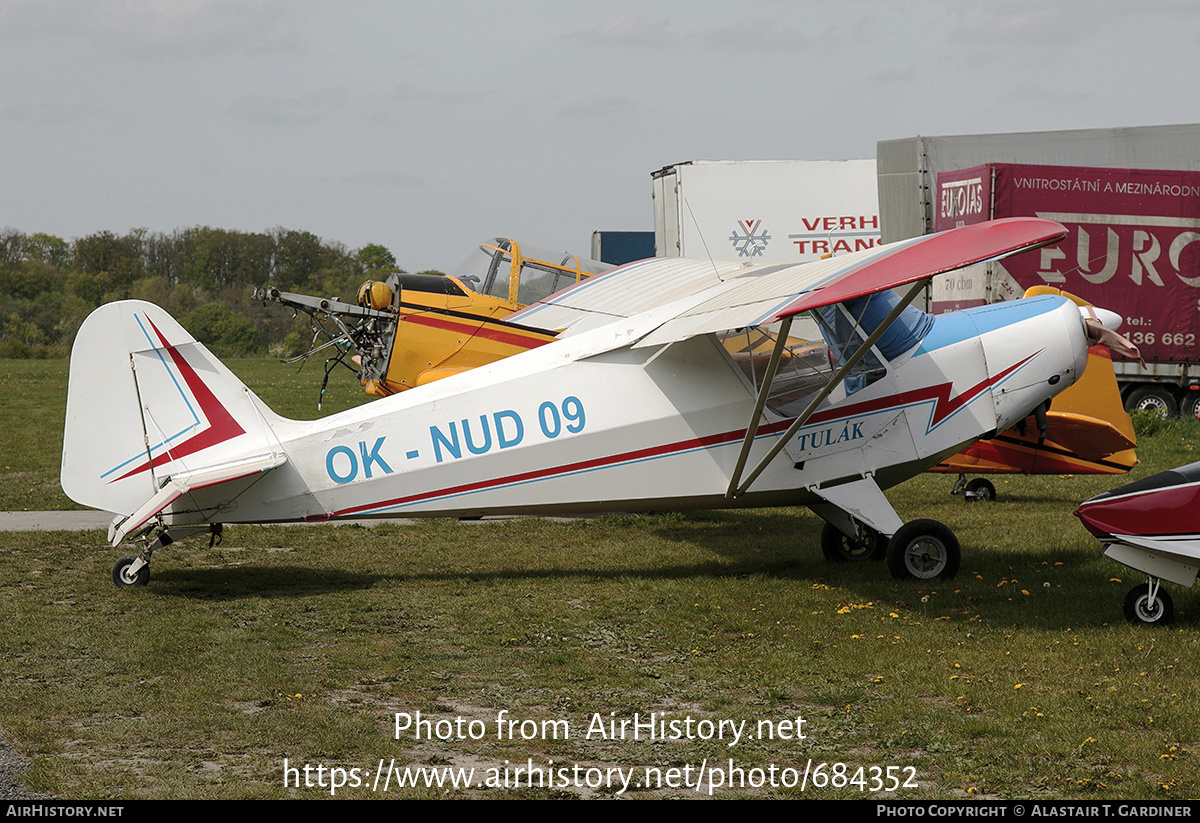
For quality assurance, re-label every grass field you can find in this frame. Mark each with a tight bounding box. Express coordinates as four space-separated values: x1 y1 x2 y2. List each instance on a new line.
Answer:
2 359 1198 799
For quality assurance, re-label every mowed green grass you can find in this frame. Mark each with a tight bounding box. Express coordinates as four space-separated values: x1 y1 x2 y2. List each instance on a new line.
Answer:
2 358 1199 799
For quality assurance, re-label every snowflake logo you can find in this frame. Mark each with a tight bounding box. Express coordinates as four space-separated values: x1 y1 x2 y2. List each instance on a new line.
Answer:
729 219 770 257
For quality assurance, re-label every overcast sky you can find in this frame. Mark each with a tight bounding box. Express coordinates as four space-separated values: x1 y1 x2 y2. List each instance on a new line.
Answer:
2 0 1196 272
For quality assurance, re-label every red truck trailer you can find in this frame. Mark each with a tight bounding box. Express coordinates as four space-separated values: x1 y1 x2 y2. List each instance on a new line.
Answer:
930 162 1200 417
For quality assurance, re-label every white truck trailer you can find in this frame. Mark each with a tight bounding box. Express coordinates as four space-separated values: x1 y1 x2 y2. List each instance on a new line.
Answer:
651 159 880 264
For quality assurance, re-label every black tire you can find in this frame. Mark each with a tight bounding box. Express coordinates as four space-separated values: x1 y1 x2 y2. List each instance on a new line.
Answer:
112 555 149 587
1124 386 1177 418
887 520 960 581
964 478 996 502
821 522 886 562
1123 583 1174 626
1181 392 1200 422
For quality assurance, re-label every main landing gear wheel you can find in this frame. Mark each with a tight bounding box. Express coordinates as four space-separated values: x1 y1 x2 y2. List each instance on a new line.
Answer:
964 478 995 502
1123 581 1174 626
112 555 149 587
821 522 886 562
887 520 960 581
951 474 996 502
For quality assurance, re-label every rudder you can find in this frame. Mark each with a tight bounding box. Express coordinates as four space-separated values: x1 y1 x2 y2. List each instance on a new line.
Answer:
61 300 285 517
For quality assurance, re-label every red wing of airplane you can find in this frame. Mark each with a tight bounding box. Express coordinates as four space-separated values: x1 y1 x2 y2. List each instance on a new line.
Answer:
513 218 1069 344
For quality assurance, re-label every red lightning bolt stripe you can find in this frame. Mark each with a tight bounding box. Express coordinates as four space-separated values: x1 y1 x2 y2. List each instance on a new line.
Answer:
110 316 246 482
804 351 1041 433
331 354 1039 516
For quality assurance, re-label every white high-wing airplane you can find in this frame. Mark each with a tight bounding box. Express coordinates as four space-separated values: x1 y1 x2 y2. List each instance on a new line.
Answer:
62 218 1100 587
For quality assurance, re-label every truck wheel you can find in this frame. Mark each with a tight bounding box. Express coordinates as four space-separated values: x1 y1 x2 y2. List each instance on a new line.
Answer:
1124 386 1177 418
1181 392 1200 422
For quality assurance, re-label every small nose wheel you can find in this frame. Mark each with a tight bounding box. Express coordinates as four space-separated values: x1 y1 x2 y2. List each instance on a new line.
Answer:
1123 579 1174 626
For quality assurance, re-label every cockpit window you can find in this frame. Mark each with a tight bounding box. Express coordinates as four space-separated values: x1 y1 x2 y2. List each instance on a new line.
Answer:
813 290 933 393
812 303 885 393
718 317 836 415
827 289 934 361
719 290 934 415
449 238 611 303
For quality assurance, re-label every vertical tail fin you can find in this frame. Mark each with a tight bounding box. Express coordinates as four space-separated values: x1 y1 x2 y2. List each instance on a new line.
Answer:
61 301 287 519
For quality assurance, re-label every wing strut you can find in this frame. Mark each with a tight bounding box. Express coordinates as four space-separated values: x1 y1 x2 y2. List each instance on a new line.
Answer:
726 278 929 498
724 315 794 498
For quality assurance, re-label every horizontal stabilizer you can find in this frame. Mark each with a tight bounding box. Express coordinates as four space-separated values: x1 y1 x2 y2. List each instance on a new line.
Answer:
107 451 287 545
1044 412 1136 460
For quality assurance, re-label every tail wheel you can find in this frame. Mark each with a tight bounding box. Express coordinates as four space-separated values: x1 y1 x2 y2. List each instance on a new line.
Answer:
1123 582 1174 626
820 522 886 562
887 520 960 581
964 478 996 503
112 555 149 587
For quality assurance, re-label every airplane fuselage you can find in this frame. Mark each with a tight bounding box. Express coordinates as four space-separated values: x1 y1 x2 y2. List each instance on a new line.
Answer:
170 294 1088 528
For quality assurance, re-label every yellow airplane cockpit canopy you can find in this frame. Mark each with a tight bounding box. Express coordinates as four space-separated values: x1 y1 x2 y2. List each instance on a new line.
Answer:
449 238 612 307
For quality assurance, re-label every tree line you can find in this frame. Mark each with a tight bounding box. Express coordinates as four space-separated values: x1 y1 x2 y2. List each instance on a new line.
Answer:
0 226 409 359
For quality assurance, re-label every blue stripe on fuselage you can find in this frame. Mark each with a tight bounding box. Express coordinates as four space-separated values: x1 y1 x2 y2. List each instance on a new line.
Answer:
915 295 1067 356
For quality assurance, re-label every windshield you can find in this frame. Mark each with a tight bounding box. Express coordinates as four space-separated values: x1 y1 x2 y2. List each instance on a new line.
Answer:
719 317 834 414
720 291 933 414
449 238 612 304
823 289 934 361
812 290 932 395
